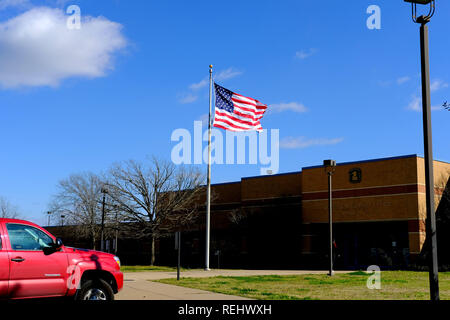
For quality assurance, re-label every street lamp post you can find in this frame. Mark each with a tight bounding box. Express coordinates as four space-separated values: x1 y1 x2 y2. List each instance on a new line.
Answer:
60 214 65 227
404 0 439 301
101 187 108 252
324 160 336 276
47 211 51 226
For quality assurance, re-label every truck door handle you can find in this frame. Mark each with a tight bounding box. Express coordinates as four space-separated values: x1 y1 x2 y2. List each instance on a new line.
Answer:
11 257 25 262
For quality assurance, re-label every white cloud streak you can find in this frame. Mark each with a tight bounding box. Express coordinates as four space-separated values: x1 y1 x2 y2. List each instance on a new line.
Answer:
0 7 127 89
269 102 308 114
178 93 198 104
280 136 344 149
397 76 410 85
0 0 29 10
295 48 318 60
189 67 242 91
430 79 448 92
406 95 442 112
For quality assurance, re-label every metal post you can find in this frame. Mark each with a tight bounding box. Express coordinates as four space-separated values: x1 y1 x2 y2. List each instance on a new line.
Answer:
177 231 181 281
114 212 119 255
47 211 51 226
205 65 213 271
101 192 106 252
328 172 334 276
419 20 439 301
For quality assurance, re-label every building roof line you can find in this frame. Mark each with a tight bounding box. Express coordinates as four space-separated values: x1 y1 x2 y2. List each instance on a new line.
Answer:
302 154 419 170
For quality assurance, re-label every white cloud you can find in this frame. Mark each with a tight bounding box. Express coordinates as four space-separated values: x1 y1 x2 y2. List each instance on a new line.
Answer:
189 67 242 90
269 102 308 114
215 67 242 81
406 95 442 112
0 7 127 89
189 79 208 91
295 48 318 60
0 0 29 10
431 105 443 111
178 93 198 104
280 136 344 149
397 76 410 85
430 79 448 92
406 96 421 111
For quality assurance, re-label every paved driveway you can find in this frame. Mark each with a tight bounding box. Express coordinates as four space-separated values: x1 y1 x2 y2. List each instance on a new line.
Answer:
116 269 349 300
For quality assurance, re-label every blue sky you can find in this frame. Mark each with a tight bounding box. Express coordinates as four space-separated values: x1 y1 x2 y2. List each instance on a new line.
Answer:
0 0 449 225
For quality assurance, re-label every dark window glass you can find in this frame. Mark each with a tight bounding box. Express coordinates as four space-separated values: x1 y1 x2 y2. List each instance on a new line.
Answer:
6 224 53 251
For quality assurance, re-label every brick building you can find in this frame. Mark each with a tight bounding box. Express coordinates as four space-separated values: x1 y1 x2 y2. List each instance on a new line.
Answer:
48 154 450 269
163 154 449 270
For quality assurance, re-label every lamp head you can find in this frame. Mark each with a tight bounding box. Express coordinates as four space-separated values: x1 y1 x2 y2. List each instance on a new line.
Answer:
405 0 435 23
323 160 336 168
404 0 431 4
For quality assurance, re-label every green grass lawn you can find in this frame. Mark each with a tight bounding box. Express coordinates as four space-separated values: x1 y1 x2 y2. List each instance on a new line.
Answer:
157 271 450 300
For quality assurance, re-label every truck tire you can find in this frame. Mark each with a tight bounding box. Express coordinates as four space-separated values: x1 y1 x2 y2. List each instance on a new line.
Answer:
75 279 115 301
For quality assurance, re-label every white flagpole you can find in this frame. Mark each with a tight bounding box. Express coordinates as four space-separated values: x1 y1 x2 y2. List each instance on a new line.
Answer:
205 65 213 271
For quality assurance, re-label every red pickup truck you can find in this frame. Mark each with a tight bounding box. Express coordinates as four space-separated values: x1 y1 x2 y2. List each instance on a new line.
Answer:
0 218 123 300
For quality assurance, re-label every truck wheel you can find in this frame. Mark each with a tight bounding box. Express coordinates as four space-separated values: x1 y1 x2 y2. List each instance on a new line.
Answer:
76 279 115 301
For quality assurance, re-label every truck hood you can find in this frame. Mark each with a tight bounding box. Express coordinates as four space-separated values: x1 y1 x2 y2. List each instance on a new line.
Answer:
65 246 117 262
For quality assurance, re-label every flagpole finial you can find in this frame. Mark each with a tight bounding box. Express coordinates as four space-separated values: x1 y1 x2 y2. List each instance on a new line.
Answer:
209 65 213 68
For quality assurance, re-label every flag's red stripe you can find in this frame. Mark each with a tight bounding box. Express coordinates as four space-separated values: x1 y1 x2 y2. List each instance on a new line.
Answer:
232 97 267 110
233 92 266 106
213 123 245 132
213 122 262 132
216 109 258 124
213 117 255 131
234 104 266 115
215 110 259 126
214 113 258 130
232 109 263 122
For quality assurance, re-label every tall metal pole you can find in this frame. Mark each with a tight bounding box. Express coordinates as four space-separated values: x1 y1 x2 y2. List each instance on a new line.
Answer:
419 19 439 301
205 65 213 271
328 172 334 276
177 231 181 281
100 192 106 252
114 211 119 255
47 211 51 226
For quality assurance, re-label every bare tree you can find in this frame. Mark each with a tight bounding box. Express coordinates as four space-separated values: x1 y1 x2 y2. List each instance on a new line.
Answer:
49 172 109 249
0 196 21 219
106 158 204 265
443 101 450 111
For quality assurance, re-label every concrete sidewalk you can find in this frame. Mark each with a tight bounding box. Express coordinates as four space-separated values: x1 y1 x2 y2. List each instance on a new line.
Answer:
116 278 249 300
116 269 350 300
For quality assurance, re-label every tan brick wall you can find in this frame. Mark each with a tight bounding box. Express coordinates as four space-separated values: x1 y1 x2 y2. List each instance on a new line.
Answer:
302 194 420 223
302 156 419 193
416 157 450 186
415 158 450 252
302 156 421 224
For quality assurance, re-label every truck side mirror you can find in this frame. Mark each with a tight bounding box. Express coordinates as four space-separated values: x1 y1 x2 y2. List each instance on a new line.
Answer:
43 238 63 256
55 238 63 249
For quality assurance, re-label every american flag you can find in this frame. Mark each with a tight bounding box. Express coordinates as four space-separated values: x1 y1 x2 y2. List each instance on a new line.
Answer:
213 83 267 132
